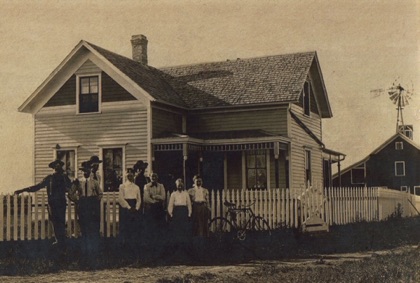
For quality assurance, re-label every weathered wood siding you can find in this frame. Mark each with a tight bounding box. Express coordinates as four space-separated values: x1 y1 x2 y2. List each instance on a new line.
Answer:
34 100 148 183
152 107 183 138
187 107 288 135
289 104 323 192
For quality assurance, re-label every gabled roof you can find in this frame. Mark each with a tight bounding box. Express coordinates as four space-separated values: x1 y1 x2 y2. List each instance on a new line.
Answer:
19 40 332 117
333 133 420 177
159 52 332 117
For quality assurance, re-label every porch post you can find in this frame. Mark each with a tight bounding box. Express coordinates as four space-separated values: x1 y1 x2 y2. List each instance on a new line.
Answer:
183 143 188 186
274 142 280 189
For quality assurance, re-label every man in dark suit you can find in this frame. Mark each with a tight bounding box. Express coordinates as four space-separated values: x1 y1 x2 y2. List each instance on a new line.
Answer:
15 159 72 246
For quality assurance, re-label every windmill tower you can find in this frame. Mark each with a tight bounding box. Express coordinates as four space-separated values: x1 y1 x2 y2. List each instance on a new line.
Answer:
387 80 414 139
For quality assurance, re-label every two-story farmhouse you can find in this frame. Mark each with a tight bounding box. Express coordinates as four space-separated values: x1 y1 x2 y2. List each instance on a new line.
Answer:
18 35 344 192
333 126 420 194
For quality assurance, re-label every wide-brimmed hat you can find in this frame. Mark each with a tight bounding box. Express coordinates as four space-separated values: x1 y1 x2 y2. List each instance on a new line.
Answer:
79 161 91 172
133 160 148 171
88 155 102 164
48 159 64 169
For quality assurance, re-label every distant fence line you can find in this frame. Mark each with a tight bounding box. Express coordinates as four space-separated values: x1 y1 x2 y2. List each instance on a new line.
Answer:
1 187 419 241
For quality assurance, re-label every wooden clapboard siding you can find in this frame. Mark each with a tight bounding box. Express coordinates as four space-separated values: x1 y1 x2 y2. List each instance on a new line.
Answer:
75 59 100 75
289 104 323 192
152 107 183 138
187 106 288 135
45 75 76 107
34 100 147 183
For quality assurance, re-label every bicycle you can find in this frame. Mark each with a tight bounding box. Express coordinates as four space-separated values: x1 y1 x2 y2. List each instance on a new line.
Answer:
208 200 271 241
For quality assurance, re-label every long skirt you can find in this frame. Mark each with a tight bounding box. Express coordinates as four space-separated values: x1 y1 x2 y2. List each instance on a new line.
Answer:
192 203 210 237
119 199 141 244
169 206 191 244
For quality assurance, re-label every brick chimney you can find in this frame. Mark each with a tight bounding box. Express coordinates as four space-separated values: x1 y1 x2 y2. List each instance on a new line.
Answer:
131 34 148 65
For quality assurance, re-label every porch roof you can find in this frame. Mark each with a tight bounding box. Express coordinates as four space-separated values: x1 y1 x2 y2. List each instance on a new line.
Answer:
152 130 290 151
322 148 346 163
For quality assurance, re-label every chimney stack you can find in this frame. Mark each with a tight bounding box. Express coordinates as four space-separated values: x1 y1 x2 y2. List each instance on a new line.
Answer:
131 34 148 65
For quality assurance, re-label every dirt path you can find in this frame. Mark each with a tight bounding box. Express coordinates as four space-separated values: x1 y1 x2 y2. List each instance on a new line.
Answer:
1 245 417 283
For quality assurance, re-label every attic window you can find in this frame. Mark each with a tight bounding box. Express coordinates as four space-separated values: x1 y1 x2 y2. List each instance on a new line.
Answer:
303 81 311 116
78 75 101 113
395 142 403 150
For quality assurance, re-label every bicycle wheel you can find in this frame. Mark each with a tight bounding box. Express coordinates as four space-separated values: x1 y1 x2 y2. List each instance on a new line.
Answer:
208 217 235 241
252 216 271 235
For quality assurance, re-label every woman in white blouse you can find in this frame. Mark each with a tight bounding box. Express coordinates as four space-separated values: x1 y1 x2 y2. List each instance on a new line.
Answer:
118 168 141 246
168 178 192 244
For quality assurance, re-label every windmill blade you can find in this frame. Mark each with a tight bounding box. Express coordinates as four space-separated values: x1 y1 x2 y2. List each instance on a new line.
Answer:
370 88 384 98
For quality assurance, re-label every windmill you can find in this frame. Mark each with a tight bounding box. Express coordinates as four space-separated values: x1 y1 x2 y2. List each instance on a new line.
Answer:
371 79 414 135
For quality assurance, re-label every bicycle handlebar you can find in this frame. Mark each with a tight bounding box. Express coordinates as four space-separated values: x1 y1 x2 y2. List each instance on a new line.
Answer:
223 200 256 209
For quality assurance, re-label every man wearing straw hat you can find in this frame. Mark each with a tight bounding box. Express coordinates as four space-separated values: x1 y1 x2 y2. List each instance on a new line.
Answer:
15 159 72 246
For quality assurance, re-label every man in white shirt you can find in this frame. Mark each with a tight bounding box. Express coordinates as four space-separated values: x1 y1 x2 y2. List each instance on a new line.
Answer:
143 173 166 242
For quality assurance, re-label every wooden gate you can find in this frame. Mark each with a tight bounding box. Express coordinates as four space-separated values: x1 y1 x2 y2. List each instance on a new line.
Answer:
299 185 329 232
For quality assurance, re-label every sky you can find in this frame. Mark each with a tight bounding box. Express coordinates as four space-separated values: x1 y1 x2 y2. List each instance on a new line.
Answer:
0 0 419 193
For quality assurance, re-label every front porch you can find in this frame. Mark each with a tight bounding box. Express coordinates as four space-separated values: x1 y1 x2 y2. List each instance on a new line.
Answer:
151 130 291 191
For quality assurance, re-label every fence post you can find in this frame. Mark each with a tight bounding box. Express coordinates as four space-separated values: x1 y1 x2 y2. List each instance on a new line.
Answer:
0 194 3 241
19 195 25 240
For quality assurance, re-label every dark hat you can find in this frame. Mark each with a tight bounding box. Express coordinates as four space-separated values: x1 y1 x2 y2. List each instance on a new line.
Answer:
79 161 91 172
88 155 102 164
133 160 148 171
48 159 64 169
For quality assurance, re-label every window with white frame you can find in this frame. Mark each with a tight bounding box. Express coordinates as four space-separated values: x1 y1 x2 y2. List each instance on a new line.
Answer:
246 150 267 190
78 75 100 113
56 149 76 179
395 142 403 150
305 149 312 186
303 81 311 116
395 161 405 176
102 148 123 191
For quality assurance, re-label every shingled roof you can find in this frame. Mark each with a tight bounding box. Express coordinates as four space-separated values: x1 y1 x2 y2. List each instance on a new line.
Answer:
88 42 188 108
91 42 316 109
159 52 316 109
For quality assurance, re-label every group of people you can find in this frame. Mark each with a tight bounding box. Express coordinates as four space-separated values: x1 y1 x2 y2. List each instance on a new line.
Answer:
118 162 211 248
14 157 211 252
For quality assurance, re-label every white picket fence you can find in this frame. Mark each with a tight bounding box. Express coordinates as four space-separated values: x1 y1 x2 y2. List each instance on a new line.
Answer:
0 191 120 241
1 187 419 241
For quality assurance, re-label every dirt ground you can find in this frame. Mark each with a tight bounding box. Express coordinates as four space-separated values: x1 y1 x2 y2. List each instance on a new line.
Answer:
1 245 417 283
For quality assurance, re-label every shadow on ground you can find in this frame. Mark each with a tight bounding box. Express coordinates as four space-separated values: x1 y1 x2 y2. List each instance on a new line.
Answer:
0 216 419 275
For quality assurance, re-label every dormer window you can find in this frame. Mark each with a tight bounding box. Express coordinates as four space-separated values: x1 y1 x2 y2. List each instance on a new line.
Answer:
78 75 101 113
303 81 311 116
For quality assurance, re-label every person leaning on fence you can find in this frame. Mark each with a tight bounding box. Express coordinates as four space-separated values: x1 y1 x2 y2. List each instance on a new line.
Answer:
143 172 166 242
68 160 103 252
168 178 192 245
188 175 210 237
118 168 141 247
14 159 72 246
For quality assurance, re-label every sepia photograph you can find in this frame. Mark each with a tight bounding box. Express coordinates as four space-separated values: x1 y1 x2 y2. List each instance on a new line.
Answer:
0 0 419 282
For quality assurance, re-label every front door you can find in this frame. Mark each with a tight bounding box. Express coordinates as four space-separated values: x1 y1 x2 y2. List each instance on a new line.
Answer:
201 152 224 191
